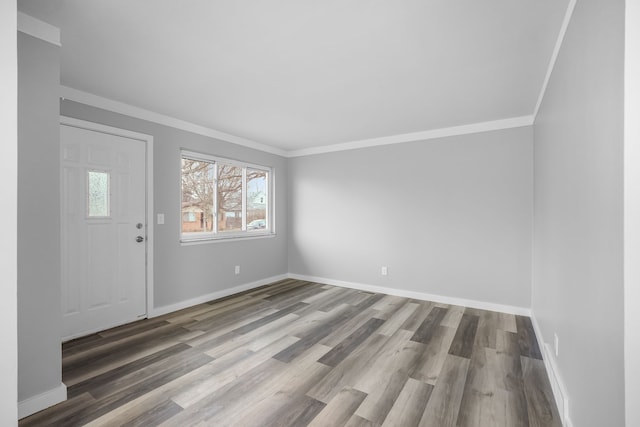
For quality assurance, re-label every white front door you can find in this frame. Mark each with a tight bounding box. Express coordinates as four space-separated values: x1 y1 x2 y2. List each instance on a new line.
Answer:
61 123 147 340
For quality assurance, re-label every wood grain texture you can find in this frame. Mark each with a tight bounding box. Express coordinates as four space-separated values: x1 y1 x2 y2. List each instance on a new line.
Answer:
20 279 561 427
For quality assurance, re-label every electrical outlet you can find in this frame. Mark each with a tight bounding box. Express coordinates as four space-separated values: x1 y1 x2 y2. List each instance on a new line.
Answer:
235 265 240 275
157 213 164 225
554 333 559 357
381 266 388 276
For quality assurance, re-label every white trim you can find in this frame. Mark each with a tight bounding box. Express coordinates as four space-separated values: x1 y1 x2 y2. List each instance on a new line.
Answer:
61 86 536 158
18 382 67 419
0 2 18 423
530 312 572 427
625 1 640 426
533 0 577 118
288 116 535 158
17 12 60 47
59 116 155 331
150 274 288 317
287 273 531 316
60 86 288 158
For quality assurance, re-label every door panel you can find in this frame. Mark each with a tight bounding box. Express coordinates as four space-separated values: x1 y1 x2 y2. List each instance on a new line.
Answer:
61 124 147 339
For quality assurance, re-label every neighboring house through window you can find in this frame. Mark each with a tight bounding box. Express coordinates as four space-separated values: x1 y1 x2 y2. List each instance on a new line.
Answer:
181 150 273 241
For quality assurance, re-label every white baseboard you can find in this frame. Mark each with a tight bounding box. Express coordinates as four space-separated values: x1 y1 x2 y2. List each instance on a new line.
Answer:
530 312 572 427
288 273 531 316
18 382 67 420
149 274 289 317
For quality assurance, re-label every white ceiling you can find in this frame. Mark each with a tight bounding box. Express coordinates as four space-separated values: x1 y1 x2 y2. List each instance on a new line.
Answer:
18 0 569 153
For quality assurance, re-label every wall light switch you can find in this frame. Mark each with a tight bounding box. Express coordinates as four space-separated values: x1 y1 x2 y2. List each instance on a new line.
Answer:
157 214 165 225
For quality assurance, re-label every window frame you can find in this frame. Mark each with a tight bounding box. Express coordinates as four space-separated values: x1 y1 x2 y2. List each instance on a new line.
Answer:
180 150 274 243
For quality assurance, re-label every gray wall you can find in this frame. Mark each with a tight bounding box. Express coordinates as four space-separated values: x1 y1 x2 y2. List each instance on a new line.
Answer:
60 101 288 309
17 33 62 402
532 0 625 425
289 127 533 308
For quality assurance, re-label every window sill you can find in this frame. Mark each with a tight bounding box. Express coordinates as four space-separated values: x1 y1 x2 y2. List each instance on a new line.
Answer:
180 232 276 246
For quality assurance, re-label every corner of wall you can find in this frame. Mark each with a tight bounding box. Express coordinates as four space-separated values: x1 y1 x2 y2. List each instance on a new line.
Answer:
530 311 572 427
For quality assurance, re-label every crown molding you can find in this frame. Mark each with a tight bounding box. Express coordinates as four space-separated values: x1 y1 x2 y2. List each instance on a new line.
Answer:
62 86 535 159
17 12 60 46
287 115 535 157
60 86 289 157
533 0 577 118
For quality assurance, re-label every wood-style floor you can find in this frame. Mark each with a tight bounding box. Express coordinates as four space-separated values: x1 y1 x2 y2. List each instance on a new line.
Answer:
20 279 561 427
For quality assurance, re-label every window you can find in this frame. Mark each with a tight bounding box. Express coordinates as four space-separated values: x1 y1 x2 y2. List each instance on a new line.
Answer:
87 170 110 217
181 151 273 241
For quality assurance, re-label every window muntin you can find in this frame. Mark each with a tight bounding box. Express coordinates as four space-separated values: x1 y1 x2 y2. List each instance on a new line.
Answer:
181 151 272 241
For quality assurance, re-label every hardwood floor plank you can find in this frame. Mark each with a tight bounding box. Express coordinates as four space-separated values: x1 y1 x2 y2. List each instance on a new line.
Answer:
319 305 381 348
381 377 434 427
516 316 543 360
174 335 300 408
19 392 96 427
440 305 465 329
521 356 562 427
56 352 213 426
271 284 328 309
410 306 449 344
161 359 288 426
265 395 326 427
371 295 409 320
497 312 518 333
63 320 194 368
20 280 560 427
345 414 379 427
307 387 368 427
314 288 362 312
418 354 470 427
456 346 502 427
231 301 308 335
496 330 522 358
274 295 383 363
408 325 457 385
448 313 480 358
64 328 194 386
319 317 385 367
353 330 423 424
474 309 498 349
196 312 299 359
377 301 420 336
355 369 411 425
67 343 191 399
220 344 332 426
119 398 183 427
307 333 392 404
494 351 530 427
401 301 435 334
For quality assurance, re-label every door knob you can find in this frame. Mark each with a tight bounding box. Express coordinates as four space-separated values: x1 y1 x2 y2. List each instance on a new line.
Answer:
136 236 144 243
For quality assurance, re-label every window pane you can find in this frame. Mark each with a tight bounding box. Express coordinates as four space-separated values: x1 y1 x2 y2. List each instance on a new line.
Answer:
88 170 110 217
217 164 243 232
181 158 214 232
247 169 267 231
